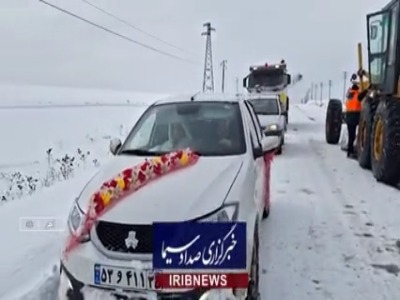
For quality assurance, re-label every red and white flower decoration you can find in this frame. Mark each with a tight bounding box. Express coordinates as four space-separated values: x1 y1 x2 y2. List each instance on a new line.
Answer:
64 149 199 256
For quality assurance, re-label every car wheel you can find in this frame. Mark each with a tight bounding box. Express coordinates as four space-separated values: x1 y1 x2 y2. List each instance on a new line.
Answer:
246 222 260 300
262 206 270 219
276 145 282 155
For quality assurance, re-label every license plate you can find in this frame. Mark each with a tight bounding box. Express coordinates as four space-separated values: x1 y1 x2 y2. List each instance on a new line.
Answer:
94 263 156 290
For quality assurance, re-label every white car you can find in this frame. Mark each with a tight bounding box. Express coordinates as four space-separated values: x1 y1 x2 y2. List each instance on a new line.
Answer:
58 93 279 300
247 95 286 154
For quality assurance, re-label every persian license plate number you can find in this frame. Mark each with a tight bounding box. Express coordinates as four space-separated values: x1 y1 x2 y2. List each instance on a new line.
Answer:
94 264 155 290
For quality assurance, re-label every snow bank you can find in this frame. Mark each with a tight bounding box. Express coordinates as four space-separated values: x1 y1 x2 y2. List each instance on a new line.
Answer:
0 172 95 300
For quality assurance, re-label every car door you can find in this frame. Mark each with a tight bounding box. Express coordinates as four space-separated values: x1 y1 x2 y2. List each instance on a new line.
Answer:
243 101 266 215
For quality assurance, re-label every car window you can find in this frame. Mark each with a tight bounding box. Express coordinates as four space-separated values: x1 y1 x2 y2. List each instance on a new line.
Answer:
249 98 279 115
244 101 263 144
121 101 246 156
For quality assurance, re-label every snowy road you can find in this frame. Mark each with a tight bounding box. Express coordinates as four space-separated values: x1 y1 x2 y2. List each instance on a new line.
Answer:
260 104 400 300
2 103 400 300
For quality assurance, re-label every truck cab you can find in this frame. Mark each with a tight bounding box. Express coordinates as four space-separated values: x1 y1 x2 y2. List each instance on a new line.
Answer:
243 61 292 125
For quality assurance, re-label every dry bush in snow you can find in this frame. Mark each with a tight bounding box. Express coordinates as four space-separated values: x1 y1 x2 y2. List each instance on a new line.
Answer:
1 147 101 202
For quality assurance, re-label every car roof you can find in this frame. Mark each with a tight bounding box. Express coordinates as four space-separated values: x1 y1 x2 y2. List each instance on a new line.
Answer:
152 92 245 105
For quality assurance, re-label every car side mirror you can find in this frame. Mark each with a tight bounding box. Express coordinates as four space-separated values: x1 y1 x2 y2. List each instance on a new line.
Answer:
286 74 291 85
253 136 280 159
109 138 122 155
261 136 279 153
253 146 263 159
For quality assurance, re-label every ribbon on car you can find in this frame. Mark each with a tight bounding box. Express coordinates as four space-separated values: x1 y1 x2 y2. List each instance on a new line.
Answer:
63 148 199 258
263 151 274 209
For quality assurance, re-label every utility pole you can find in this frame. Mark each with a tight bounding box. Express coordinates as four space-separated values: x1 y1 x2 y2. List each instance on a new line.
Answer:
202 22 215 93
320 82 323 105
328 80 332 99
220 60 227 93
311 83 314 99
315 84 318 104
343 71 347 103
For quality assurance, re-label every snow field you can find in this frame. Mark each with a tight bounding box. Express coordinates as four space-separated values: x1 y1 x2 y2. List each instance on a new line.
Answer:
0 84 165 202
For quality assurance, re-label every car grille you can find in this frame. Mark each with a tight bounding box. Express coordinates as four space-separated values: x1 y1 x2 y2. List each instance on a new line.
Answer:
95 221 152 254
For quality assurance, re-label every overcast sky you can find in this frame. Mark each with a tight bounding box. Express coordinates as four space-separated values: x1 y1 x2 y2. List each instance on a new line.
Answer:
0 0 390 95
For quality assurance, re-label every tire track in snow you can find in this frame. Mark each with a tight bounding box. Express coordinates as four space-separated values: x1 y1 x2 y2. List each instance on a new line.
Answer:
260 104 399 300
307 138 399 297
309 138 400 266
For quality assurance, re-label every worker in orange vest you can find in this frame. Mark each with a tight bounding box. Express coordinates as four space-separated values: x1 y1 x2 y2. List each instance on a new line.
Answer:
345 82 362 158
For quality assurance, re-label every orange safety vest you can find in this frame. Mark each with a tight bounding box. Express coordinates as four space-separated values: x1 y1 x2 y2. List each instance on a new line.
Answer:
345 89 361 112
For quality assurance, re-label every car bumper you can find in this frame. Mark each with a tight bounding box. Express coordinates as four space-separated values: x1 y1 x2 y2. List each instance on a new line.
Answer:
58 241 234 299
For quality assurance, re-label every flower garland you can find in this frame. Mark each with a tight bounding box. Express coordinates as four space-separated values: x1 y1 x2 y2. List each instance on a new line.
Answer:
64 149 199 256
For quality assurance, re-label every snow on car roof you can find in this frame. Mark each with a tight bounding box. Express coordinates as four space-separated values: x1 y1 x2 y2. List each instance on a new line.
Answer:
153 92 244 105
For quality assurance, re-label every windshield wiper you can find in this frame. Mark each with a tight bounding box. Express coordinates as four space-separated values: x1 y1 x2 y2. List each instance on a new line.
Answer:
118 149 166 156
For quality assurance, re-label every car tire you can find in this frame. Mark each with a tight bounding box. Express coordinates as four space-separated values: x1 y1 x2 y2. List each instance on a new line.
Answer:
262 206 270 219
246 221 260 300
276 143 282 155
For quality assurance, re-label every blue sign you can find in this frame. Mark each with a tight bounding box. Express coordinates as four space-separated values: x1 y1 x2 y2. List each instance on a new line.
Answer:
153 222 246 270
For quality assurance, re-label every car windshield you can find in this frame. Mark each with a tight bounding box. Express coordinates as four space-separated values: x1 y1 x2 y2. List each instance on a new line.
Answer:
249 98 279 115
120 101 246 156
248 71 285 88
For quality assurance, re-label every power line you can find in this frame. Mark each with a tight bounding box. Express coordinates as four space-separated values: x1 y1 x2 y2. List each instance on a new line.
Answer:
81 0 198 58
39 0 198 64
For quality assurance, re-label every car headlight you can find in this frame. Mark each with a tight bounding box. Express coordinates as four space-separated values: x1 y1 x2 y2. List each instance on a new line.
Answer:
67 199 89 242
198 203 238 222
265 124 278 131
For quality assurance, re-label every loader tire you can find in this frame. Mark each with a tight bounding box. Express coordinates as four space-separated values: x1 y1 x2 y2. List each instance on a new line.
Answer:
371 98 400 185
325 99 342 144
357 97 378 169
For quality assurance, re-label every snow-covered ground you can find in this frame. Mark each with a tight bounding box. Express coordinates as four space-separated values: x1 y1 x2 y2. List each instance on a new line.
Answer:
261 102 400 300
1 91 400 299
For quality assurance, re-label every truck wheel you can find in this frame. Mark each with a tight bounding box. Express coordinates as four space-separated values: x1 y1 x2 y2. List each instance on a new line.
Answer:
371 98 400 185
325 99 342 144
357 97 378 169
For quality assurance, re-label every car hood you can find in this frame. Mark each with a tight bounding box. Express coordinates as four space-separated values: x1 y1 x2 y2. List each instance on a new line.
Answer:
257 114 280 127
76 155 243 223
